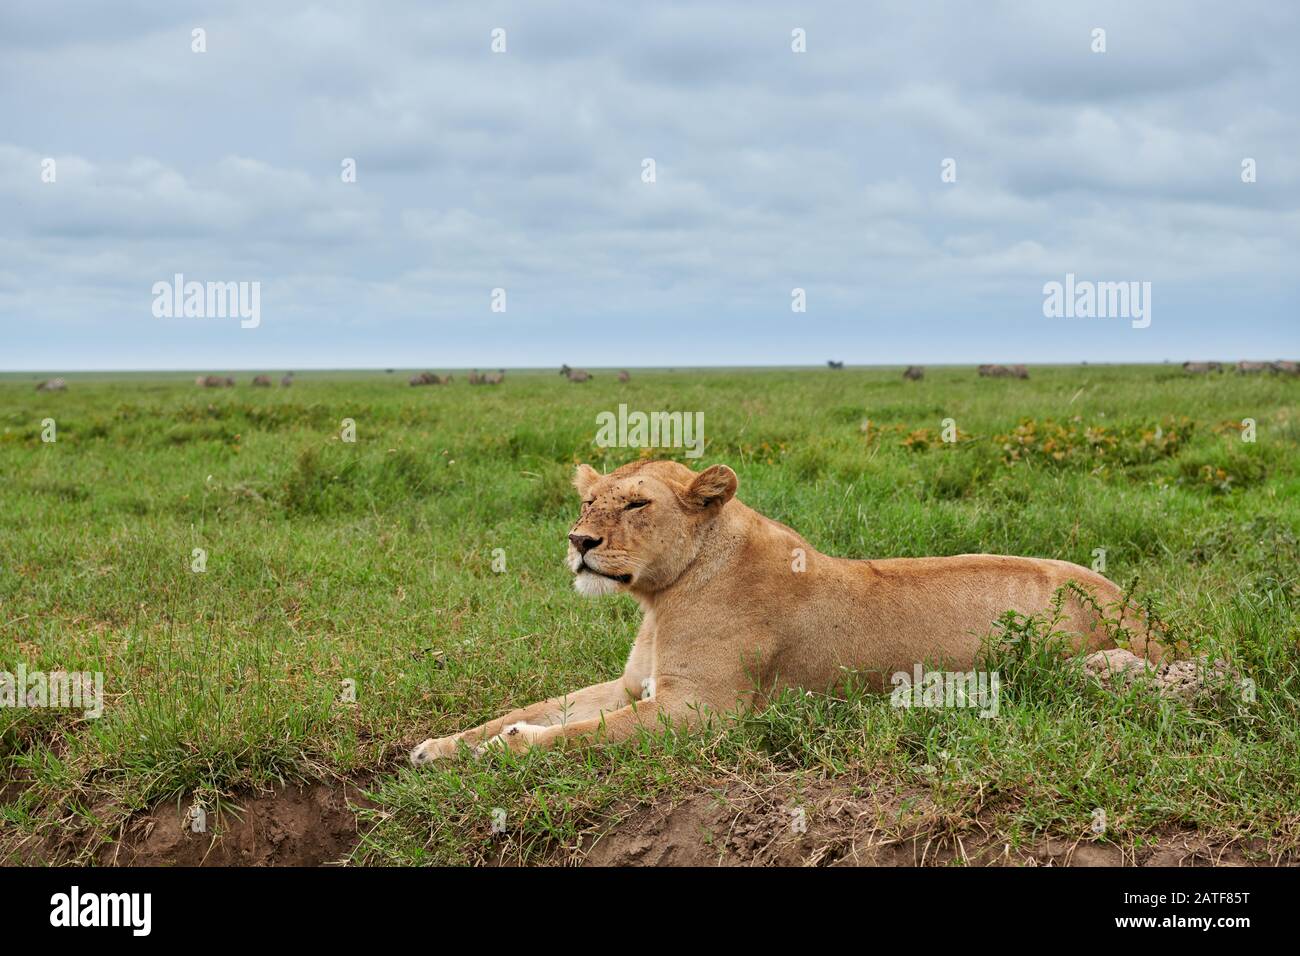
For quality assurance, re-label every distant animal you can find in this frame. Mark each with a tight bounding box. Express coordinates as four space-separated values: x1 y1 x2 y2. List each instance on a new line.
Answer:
1237 361 1269 374
281 373 294 387
561 364 592 382
1271 360 1299 375
467 370 485 385
196 375 233 388
410 372 452 386
978 364 1029 379
35 378 67 392
827 360 844 370
1182 362 1222 374
251 375 273 387
483 370 505 385
903 366 924 381
618 370 630 383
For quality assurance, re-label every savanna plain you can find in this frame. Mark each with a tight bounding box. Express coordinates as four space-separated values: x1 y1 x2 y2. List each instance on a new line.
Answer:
1 365 1297 865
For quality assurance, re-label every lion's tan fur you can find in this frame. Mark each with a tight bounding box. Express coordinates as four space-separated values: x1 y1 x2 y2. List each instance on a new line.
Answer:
411 460 1160 763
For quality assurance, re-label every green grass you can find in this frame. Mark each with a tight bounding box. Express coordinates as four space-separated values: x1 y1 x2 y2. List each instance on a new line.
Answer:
1 365 1298 864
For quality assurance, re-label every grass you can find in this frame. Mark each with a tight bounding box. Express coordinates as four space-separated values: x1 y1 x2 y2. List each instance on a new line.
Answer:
1 365 1298 865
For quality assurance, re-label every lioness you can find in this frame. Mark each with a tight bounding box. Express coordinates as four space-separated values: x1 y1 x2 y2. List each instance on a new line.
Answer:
410 460 1160 764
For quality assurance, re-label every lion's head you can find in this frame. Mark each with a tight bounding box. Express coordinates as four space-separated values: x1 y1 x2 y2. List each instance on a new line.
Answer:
566 460 738 596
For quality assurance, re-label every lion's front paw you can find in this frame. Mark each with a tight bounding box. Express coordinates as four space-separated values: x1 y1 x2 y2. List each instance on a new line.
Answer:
474 722 546 756
409 735 461 766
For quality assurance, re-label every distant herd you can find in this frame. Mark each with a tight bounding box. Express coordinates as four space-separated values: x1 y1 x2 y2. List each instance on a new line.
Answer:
834 360 1298 380
407 366 628 385
1182 360 1298 375
27 360 1299 394
826 361 1032 380
192 373 293 388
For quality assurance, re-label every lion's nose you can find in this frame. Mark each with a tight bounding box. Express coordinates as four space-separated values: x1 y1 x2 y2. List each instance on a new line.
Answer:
569 533 602 555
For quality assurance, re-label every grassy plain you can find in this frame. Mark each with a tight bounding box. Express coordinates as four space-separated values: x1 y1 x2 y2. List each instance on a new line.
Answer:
1 365 1297 864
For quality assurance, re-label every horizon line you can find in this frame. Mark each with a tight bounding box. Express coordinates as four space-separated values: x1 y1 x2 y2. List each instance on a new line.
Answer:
1 360 1253 375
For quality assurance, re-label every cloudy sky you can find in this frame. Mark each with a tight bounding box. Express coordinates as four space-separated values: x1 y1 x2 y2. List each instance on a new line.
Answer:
2 0 1296 370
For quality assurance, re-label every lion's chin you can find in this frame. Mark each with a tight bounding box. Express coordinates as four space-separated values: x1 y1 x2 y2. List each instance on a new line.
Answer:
573 569 623 597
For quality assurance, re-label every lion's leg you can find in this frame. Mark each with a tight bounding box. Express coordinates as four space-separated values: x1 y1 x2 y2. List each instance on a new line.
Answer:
409 678 637 765
476 678 715 756
410 626 655 766
479 699 666 756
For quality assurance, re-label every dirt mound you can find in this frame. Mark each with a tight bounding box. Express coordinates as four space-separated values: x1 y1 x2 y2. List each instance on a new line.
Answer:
580 777 926 866
100 781 372 867
578 778 1282 867
1085 650 1236 702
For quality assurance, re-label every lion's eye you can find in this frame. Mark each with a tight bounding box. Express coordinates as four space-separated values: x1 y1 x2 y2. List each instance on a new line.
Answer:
625 500 649 511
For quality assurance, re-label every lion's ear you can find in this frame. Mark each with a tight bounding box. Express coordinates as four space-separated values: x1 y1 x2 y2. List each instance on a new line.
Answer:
683 464 737 510
573 463 600 497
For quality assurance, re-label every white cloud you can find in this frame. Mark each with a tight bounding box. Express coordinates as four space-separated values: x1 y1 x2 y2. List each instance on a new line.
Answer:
0 0 1296 369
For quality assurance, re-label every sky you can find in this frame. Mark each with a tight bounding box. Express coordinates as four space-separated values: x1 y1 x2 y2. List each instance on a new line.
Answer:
1 0 1296 371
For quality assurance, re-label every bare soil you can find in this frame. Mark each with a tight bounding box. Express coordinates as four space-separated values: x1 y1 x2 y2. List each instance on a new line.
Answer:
97 781 373 867
575 777 1290 867
16 772 1286 867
